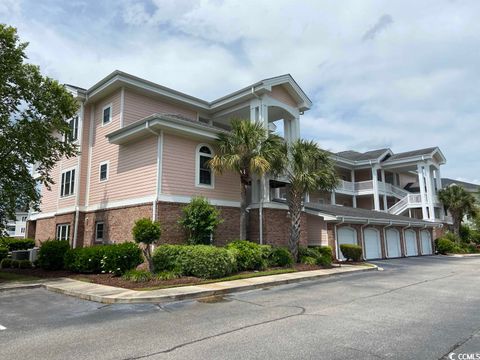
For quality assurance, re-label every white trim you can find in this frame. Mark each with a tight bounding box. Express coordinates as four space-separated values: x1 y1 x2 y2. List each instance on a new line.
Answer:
120 87 125 127
73 101 84 249
101 103 113 126
195 143 214 189
59 166 77 198
99 160 109 182
153 131 163 220
85 105 95 207
95 221 105 243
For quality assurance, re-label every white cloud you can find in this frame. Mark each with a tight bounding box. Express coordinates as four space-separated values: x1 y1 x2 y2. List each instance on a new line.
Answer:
2 0 480 183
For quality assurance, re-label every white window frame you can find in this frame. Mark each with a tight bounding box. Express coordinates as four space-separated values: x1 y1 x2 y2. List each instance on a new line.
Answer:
102 103 112 126
66 115 79 142
60 167 76 198
99 161 109 182
195 144 214 189
56 223 70 241
95 221 105 243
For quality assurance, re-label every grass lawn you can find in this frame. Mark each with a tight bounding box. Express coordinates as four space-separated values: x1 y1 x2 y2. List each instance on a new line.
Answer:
0 271 40 283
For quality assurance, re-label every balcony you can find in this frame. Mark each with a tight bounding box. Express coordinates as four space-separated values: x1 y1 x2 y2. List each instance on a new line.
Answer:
335 180 409 199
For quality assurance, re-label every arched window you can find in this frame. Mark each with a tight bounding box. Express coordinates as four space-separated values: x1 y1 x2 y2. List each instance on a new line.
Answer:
196 144 214 187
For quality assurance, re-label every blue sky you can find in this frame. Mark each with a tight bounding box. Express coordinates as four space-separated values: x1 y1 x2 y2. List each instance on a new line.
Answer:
1 0 479 183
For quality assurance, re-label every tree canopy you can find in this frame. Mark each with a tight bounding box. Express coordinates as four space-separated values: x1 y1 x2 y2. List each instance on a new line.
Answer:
0 24 78 229
438 185 477 238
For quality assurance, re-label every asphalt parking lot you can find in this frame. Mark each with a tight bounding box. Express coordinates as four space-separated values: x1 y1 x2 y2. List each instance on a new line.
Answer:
1 256 479 360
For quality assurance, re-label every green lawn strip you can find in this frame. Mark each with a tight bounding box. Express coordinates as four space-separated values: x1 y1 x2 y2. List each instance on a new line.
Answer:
0 271 40 282
136 268 297 291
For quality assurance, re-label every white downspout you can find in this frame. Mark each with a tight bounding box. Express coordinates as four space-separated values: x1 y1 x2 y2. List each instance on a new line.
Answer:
73 101 84 249
360 220 370 260
146 121 162 221
383 221 393 258
334 217 345 261
401 222 411 257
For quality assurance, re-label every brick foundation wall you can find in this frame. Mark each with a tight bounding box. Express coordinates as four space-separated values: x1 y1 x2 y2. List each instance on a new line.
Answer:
34 213 75 246
248 207 308 247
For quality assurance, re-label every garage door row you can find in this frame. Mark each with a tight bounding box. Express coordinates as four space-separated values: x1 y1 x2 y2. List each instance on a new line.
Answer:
337 227 433 260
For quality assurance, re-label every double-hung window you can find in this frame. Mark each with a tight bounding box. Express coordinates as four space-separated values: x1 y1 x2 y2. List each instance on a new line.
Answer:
67 116 79 142
56 224 70 241
61 168 75 197
102 104 112 125
196 145 213 187
95 222 105 243
99 162 108 182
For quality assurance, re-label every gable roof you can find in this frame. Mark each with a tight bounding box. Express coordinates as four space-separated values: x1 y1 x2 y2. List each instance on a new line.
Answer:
336 148 391 161
442 178 480 192
383 147 438 161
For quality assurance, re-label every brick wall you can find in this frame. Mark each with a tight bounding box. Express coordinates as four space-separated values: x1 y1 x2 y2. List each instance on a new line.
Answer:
34 213 75 246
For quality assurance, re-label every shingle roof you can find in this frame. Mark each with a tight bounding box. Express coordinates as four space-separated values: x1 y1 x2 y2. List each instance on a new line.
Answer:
335 148 390 161
442 178 480 192
304 202 436 226
383 147 438 161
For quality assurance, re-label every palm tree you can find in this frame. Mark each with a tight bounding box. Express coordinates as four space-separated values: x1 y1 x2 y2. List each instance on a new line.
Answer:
438 185 477 239
209 119 284 240
284 140 338 261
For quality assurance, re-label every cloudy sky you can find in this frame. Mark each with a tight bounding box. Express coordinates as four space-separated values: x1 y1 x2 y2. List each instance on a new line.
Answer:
1 0 479 183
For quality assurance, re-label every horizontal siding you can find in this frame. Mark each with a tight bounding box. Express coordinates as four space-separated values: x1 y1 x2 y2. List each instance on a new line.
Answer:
162 133 240 201
270 85 297 108
123 89 197 126
88 90 157 205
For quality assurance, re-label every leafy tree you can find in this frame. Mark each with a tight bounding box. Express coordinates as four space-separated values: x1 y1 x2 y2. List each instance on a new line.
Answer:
209 119 284 240
283 140 338 261
132 218 161 272
0 24 78 230
178 197 223 245
438 185 477 239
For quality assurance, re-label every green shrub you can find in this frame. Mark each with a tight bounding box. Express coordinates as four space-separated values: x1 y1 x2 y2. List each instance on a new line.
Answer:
179 245 236 279
226 240 266 271
0 247 8 262
156 270 179 280
315 246 333 267
0 238 35 251
178 197 223 245
443 232 461 243
122 269 153 282
300 256 317 265
37 240 70 270
436 237 457 254
10 259 20 268
64 243 143 275
1 258 12 268
152 245 186 272
18 259 32 269
132 218 162 272
340 244 363 262
298 246 319 259
268 247 294 267
64 246 105 273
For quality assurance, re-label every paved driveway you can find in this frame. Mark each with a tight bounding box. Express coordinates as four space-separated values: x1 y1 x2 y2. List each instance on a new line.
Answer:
1 256 479 360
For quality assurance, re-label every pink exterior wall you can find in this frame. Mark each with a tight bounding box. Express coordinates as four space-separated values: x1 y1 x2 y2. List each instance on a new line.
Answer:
270 85 297 108
123 89 197 127
161 133 240 202
88 90 157 206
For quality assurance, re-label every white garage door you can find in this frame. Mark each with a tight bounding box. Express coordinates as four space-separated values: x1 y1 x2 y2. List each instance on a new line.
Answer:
337 227 357 260
421 230 433 255
386 229 402 258
364 228 382 260
405 230 418 256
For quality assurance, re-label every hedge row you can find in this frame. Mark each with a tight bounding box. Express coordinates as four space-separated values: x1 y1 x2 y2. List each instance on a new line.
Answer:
0 238 35 251
299 246 333 266
152 241 296 279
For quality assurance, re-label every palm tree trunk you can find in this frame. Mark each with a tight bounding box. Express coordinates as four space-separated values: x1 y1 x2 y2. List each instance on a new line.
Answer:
452 215 461 241
239 180 248 240
288 187 302 262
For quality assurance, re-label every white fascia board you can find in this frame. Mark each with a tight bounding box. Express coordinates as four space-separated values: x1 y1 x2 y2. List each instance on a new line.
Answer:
304 209 337 221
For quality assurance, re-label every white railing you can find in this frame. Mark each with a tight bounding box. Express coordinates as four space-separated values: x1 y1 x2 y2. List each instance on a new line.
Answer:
354 180 373 191
336 180 408 199
388 193 428 215
336 179 355 193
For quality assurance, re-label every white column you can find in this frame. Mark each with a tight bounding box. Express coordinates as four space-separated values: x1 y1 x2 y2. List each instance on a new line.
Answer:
381 169 387 211
284 118 292 144
417 163 428 220
291 116 300 141
305 192 310 203
331 191 336 205
435 167 442 192
351 169 357 208
425 164 435 220
372 166 380 211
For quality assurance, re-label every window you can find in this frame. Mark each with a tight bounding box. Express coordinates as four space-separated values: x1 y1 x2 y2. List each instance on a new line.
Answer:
21 216 27 222
196 145 213 187
60 168 75 197
56 224 70 241
99 162 109 181
21 227 25 234
95 222 104 243
102 104 112 125
67 116 79 141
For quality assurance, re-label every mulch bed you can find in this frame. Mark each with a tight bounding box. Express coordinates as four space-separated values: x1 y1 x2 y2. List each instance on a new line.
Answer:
1 263 334 289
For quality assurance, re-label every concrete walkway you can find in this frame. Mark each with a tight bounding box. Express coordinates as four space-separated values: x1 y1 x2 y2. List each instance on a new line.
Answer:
0 264 377 304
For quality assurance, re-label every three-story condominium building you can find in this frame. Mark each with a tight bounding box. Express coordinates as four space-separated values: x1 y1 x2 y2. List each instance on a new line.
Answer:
28 71 444 260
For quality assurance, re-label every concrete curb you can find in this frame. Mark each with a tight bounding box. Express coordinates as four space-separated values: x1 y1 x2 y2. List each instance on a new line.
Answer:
2 265 378 304
444 253 480 258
